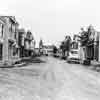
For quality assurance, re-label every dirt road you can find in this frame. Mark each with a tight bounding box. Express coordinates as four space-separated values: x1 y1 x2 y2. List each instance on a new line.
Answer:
0 57 100 100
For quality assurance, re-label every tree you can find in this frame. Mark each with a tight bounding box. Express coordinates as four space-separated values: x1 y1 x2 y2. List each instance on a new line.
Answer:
64 35 72 51
79 25 95 47
79 25 95 62
60 41 64 50
60 35 72 58
79 27 89 46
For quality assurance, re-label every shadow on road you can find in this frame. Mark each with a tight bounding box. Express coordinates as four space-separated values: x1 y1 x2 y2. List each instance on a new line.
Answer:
0 57 46 68
17 57 46 67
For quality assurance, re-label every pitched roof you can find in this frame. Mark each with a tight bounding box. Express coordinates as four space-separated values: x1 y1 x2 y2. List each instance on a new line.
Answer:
0 16 18 25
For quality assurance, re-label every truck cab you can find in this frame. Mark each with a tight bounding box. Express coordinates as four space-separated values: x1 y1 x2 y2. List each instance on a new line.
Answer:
67 41 80 63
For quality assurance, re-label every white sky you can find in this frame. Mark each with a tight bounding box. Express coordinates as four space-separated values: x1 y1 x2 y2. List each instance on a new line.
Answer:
0 0 100 46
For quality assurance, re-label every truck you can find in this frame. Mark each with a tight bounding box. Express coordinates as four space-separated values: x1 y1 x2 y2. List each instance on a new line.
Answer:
67 41 80 63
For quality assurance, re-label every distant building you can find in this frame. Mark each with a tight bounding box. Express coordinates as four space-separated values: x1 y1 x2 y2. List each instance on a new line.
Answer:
24 30 34 57
18 28 26 58
18 29 35 58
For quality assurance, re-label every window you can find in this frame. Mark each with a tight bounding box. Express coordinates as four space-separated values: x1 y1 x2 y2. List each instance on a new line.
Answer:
71 50 78 54
14 32 16 39
0 24 3 37
10 23 13 32
72 42 78 49
13 47 18 56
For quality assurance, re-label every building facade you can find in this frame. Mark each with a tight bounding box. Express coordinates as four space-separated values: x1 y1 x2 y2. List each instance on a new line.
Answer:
0 16 19 66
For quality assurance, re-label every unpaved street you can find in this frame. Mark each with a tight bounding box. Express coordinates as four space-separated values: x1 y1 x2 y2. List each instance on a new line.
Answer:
0 57 100 100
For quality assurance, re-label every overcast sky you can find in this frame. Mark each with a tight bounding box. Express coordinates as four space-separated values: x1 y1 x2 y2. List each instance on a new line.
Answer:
0 0 100 46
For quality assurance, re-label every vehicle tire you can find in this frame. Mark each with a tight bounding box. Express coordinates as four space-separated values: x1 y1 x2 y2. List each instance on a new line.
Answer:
63 56 66 60
83 60 91 65
67 61 71 63
46 54 48 56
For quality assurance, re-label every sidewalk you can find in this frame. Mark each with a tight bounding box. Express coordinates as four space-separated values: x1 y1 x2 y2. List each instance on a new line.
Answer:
0 56 45 68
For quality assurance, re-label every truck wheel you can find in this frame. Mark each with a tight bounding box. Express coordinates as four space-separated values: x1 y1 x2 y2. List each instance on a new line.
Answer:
83 60 91 65
87 60 91 65
67 60 71 63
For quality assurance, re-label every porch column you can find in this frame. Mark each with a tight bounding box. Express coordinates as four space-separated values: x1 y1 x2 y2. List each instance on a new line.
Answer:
3 24 9 64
